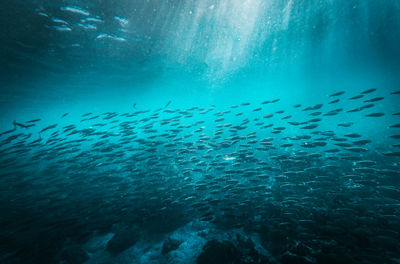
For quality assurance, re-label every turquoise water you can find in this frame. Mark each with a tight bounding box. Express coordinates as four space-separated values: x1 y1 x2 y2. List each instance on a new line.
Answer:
1 1 400 263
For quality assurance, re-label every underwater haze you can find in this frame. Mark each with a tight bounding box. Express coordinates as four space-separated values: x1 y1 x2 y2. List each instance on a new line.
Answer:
1 0 400 263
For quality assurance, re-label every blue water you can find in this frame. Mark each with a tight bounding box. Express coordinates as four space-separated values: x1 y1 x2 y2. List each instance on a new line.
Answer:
0 1 400 263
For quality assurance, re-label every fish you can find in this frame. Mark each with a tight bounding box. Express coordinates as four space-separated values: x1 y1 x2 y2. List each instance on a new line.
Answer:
360 104 374 110
347 108 360 113
391 90 400 95
26 119 41 123
345 147 368 152
365 113 384 117
364 97 384 103
40 124 58 133
301 124 318 129
325 149 340 153
361 88 377 94
330 91 345 97
382 152 400 157
309 112 322 116
344 133 361 138
303 104 323 111
13 121 34 129
328 99 340 104
62 113 69 118
348 95 364 100
60 6 90 16
307 118 322 123
338 122 354 127
0 128 16 136
353 139 371 145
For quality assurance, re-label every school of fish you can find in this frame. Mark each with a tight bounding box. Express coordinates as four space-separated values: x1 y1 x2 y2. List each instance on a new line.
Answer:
1 88 400 264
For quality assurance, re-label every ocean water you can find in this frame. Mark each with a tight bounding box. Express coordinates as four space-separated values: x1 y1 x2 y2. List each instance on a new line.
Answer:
0 1 400 263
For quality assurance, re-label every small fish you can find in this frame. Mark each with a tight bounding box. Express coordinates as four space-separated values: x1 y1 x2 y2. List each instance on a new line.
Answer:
40 124 58 133
307 118 322 123
60 6 90 16
364 97 384 103
338 122 354 127
360 104 374 110
365 113 384 117
347 108 360 113
165 101 171 108
27 119 41 123
330 91 345 97
353 139 371 146
13 121 33 129
390 123 400 128
288 121 300 126
309 111 322 116
344 133 361 138
349 95 363 100
382 152 400 157
293 104 301 108
271 99 280 103
62 113 69 118
301 124 318 129
303 104 323 111
391 90 400 95
133 103 137 109
323 111 339 116
325 149 340 153
328 99 340 104
335 143 352 147
361 88 377 94
345 147 368 152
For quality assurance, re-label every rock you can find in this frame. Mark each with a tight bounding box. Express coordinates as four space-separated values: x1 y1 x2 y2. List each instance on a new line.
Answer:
288 241 312 256
281 251 312 264
106 228 140 254
84 233 114 253
162 237 182 255
196 237 271 264
196 240 241 264
60 245 89 264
